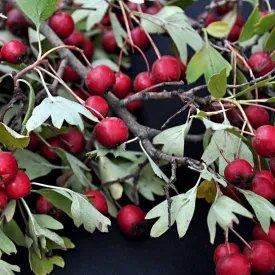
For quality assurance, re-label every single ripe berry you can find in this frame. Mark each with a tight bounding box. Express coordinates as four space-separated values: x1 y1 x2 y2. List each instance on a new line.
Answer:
64 30 86 48
152 56 181 83
252 126 275 158
134 72 157 93
253 223 275 247
49 12 74 39
0 189 8 212
36 195 54 214
85 96 109 121
117 205 146 237
228 25 241 42
83 39 94 59
40 137 65 160
27 132 40 151
254 170 274 185
125 92 142 113
86 65 116 95
214 0 234 15
216 253 251 275
113 73 132 99
6 8 29 36
235 15 244 27
245 106 269 129
269 158 275 176
85 190 108 215
57 61 80 82
101 30 117 53
61 129 85 154
214 243 240 264
248 177 275 200
224 159 253 185
197 13 218 26
131 27 150 50
1 40 28 64
127 1 146 12
0 152 18 186
73 90 88 100
95 117 129 147
145 5 161 15
101 14 110 25
6 171 31 199
244 240 275 274
248 52 275 77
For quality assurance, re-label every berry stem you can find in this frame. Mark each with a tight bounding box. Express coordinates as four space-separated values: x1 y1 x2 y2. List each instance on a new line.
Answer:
270 49 275 58
0 38 6 45
240 102 275 113
143 28 162 59
119 1 133 46
224 228 231 253
34 68 55 101
132 44 151 73
235 120 247 159
230 227 252 250
232 51 237 96
117 39 128 74
257 154 262 171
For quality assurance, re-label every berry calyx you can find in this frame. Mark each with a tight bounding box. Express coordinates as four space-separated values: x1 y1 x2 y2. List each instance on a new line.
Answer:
197 13 218 26
39 137 65 160
57 61 80 82
254 170 274 185
6 171 31 199
0 152 18 186
131 27 150 50
152 55 181 83
224 159 253 185
85 95 109 121
64 30 86 48
134 72 157 93
95 117 129 147
61 129 85 153
36 195 54 214
49 12 74 39
86 65 116 95
1 40 28 64
85 190 108 215
0 188 8 212
248 52 275 77
6 8 29 36
248 177 275 200
101 30 117 53
27 132 40 151
125 92 142 113
113 73 132 99
214 243 240 264
253 223 275 247
117 205 146 237
245 106 270 129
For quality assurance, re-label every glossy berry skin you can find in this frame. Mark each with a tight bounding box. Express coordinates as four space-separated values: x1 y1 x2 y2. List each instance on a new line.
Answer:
49 12 74 39
252 126 275 158
85 190 108 215
1 40 28 64
36 195 54 214
83 39 94 59
214 243 240 264
214 0 234 15
248 177 275 200
269 158 275 176
101 14 110 25
117 205 146 237
85 96 109 120
127 1 146 12
61 130 85 153
228 25 241 42
244 240 275 274
6 9 29 36
125 92 142 113
40 137 65 160
0 189 8 212
197 13 218 26
235 15 244 27
145 5 161 15
254 170 274 185
6 171 31 199
86 65 116 95
216 253 251 275
64 30 86 48
178 60 187 81
57 61 80 82
134 72 157 93
224 159 253 185
0 152 18 186
152 56 181 83
27 132 40 151
131 27 150 50
248 52 275 77
95 117 129 147
245 106 269 129
253 223 275 246
113 73 132 99
101 30 117 53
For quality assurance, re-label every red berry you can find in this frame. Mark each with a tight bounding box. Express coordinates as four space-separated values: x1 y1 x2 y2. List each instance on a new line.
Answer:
127 1 146 12
245 106 269 129
6 171 31 199
152 56 181 83
228 25 241 42
101 14 110 25
248 52 275 77
27 132 40 151
216 253 251 275
244 240 275 274
86 65 116 95
131 27 150 50
83 39 94 59
145 5 161 15
117 205 146 237
85 96 109 121
85 190 108 215
125 92 142 113
224 159 253 185
214 243 240 264
0 152 18 186
61 129 85 153
134 72 157 93
57 61 80 82
197 13 218 26
64 30 86 48
95 117 128 147
214 0 234 15
178 60 187 81
269 158 275 176
248 177 275 200
73 90 88 100
40 137 65 160
253 223 275 246
6 8 29 36
235 15 244 27
1 40 28 64
0 188 8 212
36 195 54 214
101 30 117 53
252 126 275 158
254 170 274 185
113 73 132 99
49 12 74 39
220 185 244 203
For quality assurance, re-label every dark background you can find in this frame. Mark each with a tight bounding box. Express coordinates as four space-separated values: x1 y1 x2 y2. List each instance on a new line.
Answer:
6 1 274 274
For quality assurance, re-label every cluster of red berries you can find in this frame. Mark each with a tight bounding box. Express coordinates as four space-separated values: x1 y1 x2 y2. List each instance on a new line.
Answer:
0 152 31 211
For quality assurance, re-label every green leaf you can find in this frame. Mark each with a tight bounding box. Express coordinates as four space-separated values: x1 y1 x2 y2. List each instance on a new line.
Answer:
33 215 63 230
91 59 120 72
206 22 230 38
0 123 29 148
207 196 253 243
186 43 232 83
254 12 275 34
3 219 26 247
251 33 269 53
109 12 127 49
2 200 16 222
166 0 197 9
16 0 58 26
0 260 20 275
237 7 260 42
199 165 227 187
26 96 99 132
46 237 75 250
222 8 237 28
264 28 275 52
0 229 17 255
207 67 227 98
